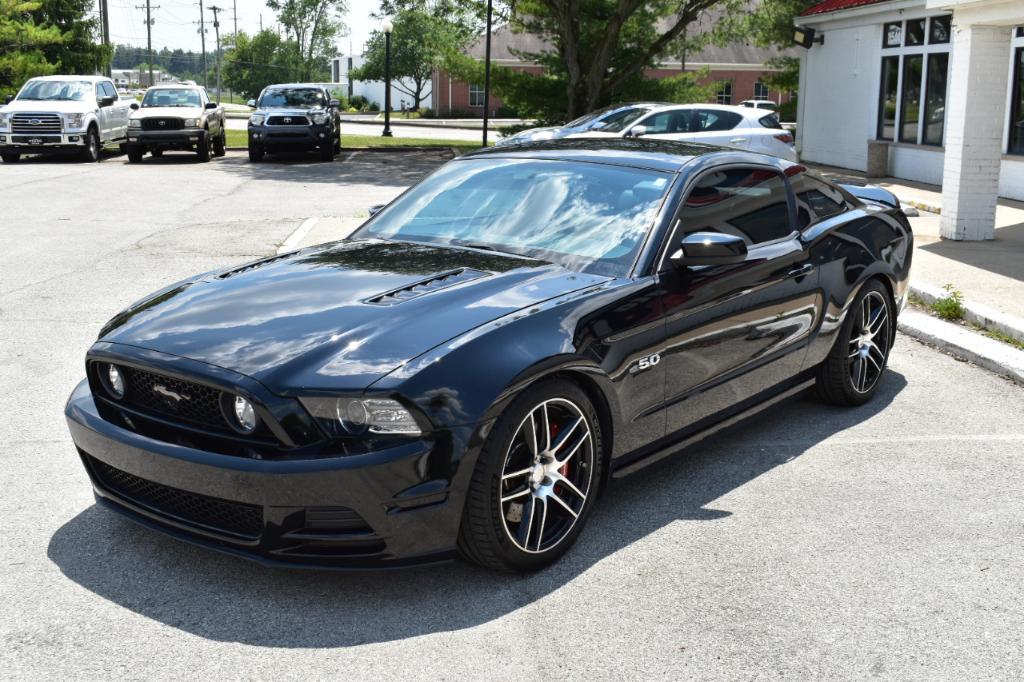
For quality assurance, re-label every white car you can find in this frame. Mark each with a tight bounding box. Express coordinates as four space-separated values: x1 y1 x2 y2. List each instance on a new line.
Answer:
0 75 132 163
569 103 797 162
739 99 779 111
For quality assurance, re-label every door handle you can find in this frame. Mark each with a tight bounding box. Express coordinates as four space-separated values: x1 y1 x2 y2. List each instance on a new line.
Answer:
729 137 746 144
786 263 814 279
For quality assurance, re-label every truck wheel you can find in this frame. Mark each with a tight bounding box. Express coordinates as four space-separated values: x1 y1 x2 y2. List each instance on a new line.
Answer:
213 129 226 157
197 131 211 162
0 152 20 163
126 146 144 163
80 127 100 162
248 143 264 162
334 132 341 153
319 141 334 162
150 149 163 158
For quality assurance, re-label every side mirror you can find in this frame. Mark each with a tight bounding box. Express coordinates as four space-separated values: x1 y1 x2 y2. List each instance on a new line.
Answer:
246 99 256 108
670 232 748 267
205 101 217 109
130 102 139 110
98 96 115 107
329 98 340 108
4 95 14 104
626 125 647 138
368 204 385 217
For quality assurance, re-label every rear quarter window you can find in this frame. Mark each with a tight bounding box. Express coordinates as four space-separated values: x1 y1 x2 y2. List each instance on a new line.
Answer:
758 113 782 129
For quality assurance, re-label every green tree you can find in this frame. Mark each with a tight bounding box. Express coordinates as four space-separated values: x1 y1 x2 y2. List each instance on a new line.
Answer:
353 8 465 110
28 0 108 74
223 30 296 99
0 0 63 98
265 0 347 81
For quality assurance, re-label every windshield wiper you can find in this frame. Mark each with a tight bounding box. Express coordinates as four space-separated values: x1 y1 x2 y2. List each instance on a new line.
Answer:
450 240 497 252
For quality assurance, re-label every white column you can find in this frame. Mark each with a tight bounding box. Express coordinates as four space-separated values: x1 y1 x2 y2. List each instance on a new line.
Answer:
939 22 1012 240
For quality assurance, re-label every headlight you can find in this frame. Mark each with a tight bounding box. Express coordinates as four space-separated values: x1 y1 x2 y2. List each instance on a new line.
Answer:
103 364 125 399
301 396 422 437
311 112 329 125
128 119 141 128
64 113 84 128
183 118 199 128
0 112 9 128
249 114 265 125
232 396 257 433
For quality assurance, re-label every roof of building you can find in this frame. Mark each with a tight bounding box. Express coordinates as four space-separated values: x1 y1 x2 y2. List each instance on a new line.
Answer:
800 0 892 17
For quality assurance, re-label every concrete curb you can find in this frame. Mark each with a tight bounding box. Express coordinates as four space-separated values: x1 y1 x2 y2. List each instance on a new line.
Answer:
898 309 1024 385
909 281 1024 344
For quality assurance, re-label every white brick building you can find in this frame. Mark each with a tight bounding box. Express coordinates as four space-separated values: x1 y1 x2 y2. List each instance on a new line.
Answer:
795 0 1024 239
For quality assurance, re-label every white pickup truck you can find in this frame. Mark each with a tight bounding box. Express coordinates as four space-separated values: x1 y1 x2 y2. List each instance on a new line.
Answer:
0 75 132 163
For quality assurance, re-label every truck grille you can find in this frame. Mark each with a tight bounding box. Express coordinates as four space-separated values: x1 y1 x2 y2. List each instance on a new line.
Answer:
87 454 263 539
142 118 184 131
11 113 62 134
267 115 310 126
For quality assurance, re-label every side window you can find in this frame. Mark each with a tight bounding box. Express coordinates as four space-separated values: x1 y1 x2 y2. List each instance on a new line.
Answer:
791 172 850 228
640 110 690 134
200 88 209 104
693 110 743 132
101 82 117 99
669 167 794 249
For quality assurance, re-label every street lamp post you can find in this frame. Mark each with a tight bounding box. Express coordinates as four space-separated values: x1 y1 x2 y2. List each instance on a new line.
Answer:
382 19 394 138
482 0 493 147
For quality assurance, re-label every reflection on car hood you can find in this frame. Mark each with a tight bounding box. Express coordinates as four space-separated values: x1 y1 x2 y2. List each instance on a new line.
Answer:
2 100 98 113
99 240 609 392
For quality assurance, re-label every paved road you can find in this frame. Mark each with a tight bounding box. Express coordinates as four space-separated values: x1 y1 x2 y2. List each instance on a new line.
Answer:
2 153 1024 679
225 116 496 142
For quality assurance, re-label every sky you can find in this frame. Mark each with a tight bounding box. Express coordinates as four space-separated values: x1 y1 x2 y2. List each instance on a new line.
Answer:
103 0 383 57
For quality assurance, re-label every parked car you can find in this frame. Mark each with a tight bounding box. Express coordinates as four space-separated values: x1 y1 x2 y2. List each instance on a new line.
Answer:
246 83 341 162
0 75 131 163
739 99 779 111
125 84 226 163
569 103 797 162
65 138 912 572
494 102 665 146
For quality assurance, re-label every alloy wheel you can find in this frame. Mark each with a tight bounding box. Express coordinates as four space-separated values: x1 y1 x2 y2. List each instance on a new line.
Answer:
848 290 891 394
499 398 595 554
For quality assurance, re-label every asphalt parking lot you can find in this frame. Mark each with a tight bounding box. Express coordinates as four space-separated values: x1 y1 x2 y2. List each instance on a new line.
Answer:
2 151 1024 679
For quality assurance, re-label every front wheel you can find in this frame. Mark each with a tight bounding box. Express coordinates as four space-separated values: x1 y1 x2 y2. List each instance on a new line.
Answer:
126 146 144 163
319 140 334 162
213 129 226 157
80 127 100 162
248 142 264 162
197 131 211 162
816 279 895 406
458 379 603 572
0 152 20 163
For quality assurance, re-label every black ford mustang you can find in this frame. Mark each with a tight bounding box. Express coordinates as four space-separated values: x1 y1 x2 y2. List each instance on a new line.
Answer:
65 139 912 572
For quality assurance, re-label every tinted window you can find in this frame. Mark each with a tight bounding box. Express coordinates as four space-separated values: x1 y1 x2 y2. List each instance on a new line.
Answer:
100 82 117 98
1008 48 1024 155
878 56 899 140
640 110 691 134
259 88 326 108
923 53 949 145
758 113 781 129
791 173 850 228
601 108 653 133
900 55 923 142
673 167 793 247
356 159 672 276
693 109 742 131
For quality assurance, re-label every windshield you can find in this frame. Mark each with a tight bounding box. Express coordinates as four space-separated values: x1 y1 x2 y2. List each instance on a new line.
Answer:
142 88 201 107
258 88 325 108
17 80 93 101
354 159 672 277
601 107 653 133
564 105 617 128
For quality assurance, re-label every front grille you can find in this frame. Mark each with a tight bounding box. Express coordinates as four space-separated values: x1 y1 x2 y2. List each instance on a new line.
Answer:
267 115 310 126
121 366 227 431
142 118 185 131
12 113 62 134
88 455 263 538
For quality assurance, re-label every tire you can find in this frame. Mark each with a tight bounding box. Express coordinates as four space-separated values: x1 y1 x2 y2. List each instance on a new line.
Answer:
333 132 341 154
458 378 604 572
80 127 100 162
213 128 226 157
319 140 334 162
197 131 211 162
126 146 144 163
150 149 163 158
0 152 20 163
248 143 264 162
815 279 895 406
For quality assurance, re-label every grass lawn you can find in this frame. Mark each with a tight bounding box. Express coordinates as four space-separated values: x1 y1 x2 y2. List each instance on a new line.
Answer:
225 129 483 153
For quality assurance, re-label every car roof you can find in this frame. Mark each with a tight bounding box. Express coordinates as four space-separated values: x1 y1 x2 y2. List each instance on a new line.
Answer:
147 84 201 90
642 102 772 121
462 138 742 173
27 75 109 82
261 83 327 90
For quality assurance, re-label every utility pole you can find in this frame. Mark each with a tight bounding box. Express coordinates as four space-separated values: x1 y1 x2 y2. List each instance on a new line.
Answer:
209 5 223 104
135 1 160 86
99 0 111 77
232 0 237 35
259 13 263 31
198 0 208 89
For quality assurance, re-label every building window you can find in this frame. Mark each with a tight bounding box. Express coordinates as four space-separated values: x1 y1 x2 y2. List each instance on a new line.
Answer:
884 22 902 48
468 83 485 107
929 15 951 44
905 18 926 46
753 81 770 100
922 53 949 145
899 55 923 143
878 56 899 140
1010 48 1024 155
716 82 732 105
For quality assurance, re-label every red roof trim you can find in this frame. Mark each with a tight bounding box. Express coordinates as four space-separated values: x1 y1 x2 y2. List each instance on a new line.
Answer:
800 0 893 17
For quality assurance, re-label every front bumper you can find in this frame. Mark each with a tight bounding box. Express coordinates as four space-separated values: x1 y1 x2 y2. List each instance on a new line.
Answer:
127 129 206 151
248 124 331 151
65 379 464 569
0 131 87 152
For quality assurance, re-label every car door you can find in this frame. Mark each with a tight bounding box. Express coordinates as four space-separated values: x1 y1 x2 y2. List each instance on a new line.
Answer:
94 82 112 138
655 164 823 435
101 81 127 139
685 109 749 150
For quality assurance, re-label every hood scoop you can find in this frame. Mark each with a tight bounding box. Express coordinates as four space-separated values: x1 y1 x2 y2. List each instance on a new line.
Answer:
365 268 488 306
216 253 291 280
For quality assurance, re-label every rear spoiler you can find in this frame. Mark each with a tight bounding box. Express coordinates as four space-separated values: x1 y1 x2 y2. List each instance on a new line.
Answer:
838 183 901 209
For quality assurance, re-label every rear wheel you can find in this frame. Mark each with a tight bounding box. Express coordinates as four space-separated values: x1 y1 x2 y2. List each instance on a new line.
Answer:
0 152 20 163
150 149 163 158
80 127 100 162
458 379 602 572
213 128 226 156
816 279 895 406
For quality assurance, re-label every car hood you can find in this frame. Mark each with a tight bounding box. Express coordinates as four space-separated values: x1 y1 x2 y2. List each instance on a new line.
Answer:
566 130 620 139
2 100 96 114
131 106 204 118
99 239 609 392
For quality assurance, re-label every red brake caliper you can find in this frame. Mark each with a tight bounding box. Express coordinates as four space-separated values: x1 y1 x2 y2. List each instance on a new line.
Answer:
550 422 570 479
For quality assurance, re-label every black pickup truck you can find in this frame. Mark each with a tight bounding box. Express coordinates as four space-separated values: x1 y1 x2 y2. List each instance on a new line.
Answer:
246 84 341 162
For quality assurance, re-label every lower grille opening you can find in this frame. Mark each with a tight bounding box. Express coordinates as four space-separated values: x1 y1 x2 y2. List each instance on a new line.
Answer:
85 453 263 539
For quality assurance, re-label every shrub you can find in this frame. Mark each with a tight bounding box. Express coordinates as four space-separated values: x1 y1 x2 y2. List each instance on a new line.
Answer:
932 284 966 321
350 94 369 110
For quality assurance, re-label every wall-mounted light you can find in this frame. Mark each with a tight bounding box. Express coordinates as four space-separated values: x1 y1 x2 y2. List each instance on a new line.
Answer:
793 26 824 49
